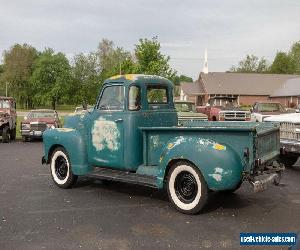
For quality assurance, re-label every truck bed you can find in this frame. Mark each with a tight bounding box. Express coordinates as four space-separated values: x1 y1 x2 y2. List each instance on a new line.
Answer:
140 122 279 172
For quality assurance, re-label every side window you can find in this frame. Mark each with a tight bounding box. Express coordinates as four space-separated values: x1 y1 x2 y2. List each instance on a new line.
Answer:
147 86 168 104
128 86 141 111
98 85 124 110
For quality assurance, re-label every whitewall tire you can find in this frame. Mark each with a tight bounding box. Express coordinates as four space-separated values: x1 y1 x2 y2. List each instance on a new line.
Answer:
50 147 78 188
167 161 208 214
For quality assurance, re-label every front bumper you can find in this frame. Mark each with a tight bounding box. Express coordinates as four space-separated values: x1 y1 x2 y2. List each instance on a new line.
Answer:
280 139 300 154
20 129 44 138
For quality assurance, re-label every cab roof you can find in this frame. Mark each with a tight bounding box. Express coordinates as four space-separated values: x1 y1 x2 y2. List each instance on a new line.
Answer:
104 74 173 87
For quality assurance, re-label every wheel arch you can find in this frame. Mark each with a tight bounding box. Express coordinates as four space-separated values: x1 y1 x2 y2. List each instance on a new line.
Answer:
43 129 92 175
157 136 243 191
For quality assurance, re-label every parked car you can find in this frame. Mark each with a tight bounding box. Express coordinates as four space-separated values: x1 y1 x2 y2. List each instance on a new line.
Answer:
21 109 60 142
251 102 288 122
197 96 251 121
0 97 17 143
175 100 207 125
264 113 300 167
42 74 283 215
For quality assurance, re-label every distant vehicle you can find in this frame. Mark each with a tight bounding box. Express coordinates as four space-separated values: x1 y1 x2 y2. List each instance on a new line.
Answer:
20 109 60 142
175 100 207 125
0 97 17 143
74 105 94 113
197 96 251 121
251 102 288 122
265 113 300 167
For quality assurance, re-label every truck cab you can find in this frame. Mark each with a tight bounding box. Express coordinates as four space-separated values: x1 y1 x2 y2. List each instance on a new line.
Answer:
42 75 283 214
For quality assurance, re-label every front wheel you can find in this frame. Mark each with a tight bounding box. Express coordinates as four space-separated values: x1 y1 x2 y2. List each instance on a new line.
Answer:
167 161 208 214
10 128 16 140
50 147 78 188
2 126 10 143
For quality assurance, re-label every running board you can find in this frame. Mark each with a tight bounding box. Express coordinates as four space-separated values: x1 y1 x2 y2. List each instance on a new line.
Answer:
87 167 158 188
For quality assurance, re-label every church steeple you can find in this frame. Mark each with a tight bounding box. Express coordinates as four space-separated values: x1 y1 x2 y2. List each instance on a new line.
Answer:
203 48 208 74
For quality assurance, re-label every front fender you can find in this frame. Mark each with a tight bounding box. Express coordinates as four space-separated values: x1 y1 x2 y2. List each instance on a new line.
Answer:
157 136 243 190
43 128 92 175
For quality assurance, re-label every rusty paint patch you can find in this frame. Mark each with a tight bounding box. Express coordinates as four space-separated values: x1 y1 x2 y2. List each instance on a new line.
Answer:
159 156 163 163
92 118 120 151
167 143 174 149
209 167 232 182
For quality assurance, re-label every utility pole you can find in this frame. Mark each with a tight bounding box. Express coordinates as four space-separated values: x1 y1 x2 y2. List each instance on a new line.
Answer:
6 82 8 97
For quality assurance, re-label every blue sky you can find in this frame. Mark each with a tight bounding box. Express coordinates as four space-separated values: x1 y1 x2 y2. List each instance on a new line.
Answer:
0 0 300 79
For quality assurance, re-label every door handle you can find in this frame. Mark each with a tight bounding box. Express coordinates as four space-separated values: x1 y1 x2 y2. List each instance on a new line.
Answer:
114 119 123 123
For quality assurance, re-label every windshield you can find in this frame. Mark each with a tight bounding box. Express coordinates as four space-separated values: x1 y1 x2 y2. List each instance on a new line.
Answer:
28 111 57 119
175 103 195 112
257 103 284 112
0 100 10 109
209 98 238 108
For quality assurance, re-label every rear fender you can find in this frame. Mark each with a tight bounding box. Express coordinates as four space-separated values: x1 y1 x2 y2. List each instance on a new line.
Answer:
43 128 92 175
157 136 243 190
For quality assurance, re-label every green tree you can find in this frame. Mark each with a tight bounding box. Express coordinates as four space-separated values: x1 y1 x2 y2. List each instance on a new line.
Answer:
0 64 4 96
230 54 269 73
173 74 193 85
2 44 38 108
269 52 295 74
135 37 177 79
97 39 136 81
30 49 72 110
289 41 300 74
71 52 100 106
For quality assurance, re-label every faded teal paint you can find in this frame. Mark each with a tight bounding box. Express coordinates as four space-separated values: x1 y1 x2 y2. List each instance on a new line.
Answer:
42 74 280 191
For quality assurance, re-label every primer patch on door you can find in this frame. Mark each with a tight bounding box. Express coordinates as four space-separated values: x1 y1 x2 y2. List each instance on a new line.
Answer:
92 118 120 151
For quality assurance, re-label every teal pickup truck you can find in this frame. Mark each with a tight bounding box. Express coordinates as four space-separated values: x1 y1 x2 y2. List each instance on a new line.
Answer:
42 74 284 214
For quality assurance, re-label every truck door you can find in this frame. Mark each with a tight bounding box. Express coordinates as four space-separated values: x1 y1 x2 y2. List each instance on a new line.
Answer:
88 84 125 169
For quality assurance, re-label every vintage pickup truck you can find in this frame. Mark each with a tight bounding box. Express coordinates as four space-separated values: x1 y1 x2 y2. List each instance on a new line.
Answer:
197 96 251 121
42 74 283 214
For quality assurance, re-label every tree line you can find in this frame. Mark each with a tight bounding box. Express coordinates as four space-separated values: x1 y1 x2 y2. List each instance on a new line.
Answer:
0 37 192 109
230 41 300 74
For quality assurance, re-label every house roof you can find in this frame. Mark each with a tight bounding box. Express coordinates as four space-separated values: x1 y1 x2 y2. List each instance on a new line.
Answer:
181 81 205 96
181 72 300 96
271 78 300 97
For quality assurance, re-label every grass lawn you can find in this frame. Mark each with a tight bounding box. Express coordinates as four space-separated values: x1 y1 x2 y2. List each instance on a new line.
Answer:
17 104 76 113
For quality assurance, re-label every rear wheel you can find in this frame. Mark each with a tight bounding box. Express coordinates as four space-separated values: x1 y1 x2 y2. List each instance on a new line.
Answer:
2 126 10 143
279 155 298 167
167 161 208 214
50 147 78 188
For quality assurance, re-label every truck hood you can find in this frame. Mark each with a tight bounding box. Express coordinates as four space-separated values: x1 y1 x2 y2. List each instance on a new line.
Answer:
215 106 246 112
23 118 57 124
259 111 286 115
264 113 300 123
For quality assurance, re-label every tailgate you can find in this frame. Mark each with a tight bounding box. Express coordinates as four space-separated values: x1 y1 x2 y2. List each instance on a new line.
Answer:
255 125 280 164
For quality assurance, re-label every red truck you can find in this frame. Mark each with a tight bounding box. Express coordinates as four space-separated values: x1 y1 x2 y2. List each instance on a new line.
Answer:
197 96 251 121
